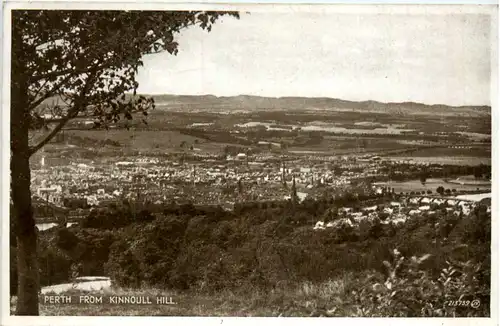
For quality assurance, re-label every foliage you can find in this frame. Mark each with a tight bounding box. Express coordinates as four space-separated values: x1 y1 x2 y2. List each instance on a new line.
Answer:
26 199 491 317
13 10 239 145
348 249 489 317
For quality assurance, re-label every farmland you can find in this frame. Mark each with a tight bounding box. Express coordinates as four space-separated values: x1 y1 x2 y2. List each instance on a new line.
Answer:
374 176 491 194
35 96 491 167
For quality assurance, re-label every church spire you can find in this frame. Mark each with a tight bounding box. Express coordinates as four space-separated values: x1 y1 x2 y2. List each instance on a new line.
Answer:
291 175 298 205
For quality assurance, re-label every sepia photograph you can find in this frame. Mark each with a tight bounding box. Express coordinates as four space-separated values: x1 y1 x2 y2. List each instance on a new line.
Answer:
2 2 497 323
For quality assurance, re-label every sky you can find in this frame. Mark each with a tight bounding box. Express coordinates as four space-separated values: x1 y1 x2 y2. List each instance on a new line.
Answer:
135 8 495 106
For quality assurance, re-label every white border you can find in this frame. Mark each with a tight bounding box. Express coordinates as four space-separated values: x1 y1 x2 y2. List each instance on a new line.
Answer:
1 2 498 326
490 4 499 326
0 2 498 12
1 0 499 4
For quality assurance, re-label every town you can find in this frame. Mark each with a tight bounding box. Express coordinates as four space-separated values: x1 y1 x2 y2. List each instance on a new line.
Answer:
32 146 491 232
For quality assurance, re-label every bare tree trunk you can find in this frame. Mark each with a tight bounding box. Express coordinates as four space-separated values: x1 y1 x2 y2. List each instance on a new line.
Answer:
11 76 40 315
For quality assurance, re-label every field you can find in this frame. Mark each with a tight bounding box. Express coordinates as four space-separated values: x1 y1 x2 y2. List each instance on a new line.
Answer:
392 146 490 158
389 156 491 166
31 107 491 166
38 129 247 157
64 130 205 152
375 177 491 194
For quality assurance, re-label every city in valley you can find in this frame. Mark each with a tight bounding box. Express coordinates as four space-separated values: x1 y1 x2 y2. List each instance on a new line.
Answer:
31 95 491 230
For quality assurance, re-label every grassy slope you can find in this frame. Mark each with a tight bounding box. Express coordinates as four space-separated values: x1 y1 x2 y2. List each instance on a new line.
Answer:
11 273 432 317
13 270 490 317
11 275 357 316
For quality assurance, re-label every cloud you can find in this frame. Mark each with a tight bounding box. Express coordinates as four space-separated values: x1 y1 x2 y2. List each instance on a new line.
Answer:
136 10 494 106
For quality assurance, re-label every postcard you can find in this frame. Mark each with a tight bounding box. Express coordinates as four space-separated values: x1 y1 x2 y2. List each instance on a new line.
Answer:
1 2 497 325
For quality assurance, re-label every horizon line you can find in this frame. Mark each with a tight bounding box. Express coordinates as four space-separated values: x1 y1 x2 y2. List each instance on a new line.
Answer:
130 92 492 109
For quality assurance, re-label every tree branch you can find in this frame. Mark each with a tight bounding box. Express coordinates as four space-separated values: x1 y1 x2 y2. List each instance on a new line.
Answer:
29 110 78 156
28 21 200 84
28 57 111 84
31 78 50 102
28 74 74 111
30 67 85 84
28 73 96 156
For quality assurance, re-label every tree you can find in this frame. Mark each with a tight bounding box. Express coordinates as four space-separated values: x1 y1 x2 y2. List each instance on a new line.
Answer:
473 166 483 179
436 186 445 195
223 145 230 157
291 176 299 206
237 178 243 195
419 170 428 185
11 10 238 315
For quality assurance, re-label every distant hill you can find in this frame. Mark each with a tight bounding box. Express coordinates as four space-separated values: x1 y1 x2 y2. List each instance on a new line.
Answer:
37 94 491 117
145 94 491 117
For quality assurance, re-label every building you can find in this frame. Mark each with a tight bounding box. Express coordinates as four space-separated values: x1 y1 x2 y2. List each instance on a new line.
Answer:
236 153 247 161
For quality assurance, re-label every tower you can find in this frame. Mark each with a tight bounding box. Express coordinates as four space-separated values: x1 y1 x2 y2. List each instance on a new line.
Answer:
192 165 196 187
291 176 298 206
281 160 287 188
238 177 243 196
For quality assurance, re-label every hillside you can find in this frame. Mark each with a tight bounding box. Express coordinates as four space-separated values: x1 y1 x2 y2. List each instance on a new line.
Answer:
148 94 491 117
14 197 491 317
37 94 491 117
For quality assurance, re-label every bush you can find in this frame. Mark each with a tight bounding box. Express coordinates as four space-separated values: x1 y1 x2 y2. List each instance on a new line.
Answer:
28 198 490 317
350 249 490 317
38 246 73 287
55 228 80 251
105 215 189 288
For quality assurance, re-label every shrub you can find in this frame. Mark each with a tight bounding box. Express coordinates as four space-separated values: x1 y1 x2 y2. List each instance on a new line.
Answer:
38 246 73 287
55 228 80 251
351 249 490 317
30 199 490 317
